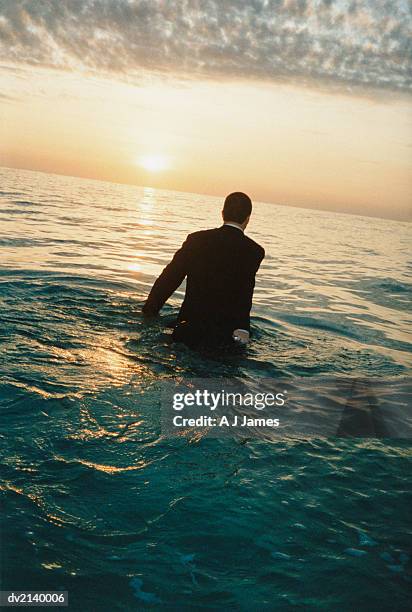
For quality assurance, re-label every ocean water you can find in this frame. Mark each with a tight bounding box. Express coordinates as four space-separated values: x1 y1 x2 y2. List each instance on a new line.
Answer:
0 166 411 610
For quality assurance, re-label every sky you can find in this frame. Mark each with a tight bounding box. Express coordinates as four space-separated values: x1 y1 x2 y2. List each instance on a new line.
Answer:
0 0 411 220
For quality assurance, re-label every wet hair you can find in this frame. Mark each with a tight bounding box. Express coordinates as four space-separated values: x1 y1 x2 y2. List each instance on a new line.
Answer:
222 192 252 224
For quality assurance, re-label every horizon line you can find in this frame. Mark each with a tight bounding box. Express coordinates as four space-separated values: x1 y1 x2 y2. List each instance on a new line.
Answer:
1 163 410 225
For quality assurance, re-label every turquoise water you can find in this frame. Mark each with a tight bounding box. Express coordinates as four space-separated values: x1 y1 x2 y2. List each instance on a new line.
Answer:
0 167 411 610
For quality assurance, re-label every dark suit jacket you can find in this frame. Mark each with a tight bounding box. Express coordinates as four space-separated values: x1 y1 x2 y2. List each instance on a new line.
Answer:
142 225 265 344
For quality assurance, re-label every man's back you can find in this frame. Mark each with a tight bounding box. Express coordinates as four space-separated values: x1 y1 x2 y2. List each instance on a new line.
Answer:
177 225 264 332
142 192 265 347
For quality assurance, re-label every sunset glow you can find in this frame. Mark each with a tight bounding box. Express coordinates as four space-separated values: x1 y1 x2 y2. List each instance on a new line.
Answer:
138 154 170 173
0 1 410 220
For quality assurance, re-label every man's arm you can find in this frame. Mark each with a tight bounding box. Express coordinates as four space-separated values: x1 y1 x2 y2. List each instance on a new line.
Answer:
142 234 193 315
232 246 265 337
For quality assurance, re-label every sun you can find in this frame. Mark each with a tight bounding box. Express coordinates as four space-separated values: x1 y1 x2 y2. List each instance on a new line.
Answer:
137 154 170 172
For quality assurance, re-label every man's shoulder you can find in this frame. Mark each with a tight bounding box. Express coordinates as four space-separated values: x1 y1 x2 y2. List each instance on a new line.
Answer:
244 234 265 260
186 227 264 259
186 227 221 242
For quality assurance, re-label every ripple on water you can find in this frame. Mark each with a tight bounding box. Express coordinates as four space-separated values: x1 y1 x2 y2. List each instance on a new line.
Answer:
0 168 411 610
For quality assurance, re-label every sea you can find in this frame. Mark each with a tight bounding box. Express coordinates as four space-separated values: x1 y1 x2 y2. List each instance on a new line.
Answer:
0 166 411 610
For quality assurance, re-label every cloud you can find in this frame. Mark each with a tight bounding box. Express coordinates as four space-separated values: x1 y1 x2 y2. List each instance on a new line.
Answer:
0 91 20 102
0 0 411 95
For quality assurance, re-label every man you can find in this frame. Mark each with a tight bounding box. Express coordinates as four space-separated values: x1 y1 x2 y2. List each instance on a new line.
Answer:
142 192 265 348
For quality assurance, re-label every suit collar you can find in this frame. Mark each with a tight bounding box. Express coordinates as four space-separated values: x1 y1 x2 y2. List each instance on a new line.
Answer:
223 222 244 233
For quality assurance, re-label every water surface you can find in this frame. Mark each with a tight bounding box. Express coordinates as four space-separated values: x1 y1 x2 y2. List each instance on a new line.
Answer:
0 167 411 610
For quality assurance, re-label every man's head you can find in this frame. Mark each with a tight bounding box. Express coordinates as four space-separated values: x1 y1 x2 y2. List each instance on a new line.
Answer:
222 192 252 230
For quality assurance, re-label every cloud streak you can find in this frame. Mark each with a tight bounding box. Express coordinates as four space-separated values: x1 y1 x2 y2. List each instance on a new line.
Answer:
0 0 411 94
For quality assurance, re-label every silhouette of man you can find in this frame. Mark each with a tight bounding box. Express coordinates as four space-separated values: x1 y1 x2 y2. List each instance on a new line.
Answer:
142 192 265 347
